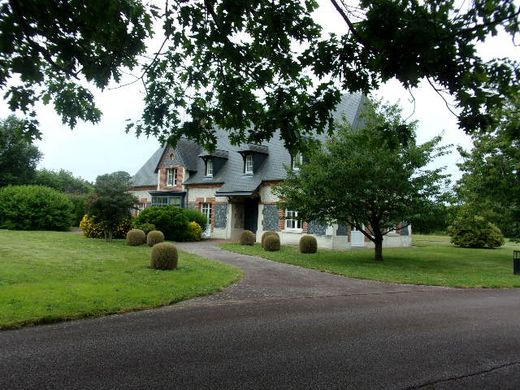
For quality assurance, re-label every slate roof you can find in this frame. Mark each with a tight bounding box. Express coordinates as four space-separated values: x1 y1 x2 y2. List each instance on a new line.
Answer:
131 147 163 187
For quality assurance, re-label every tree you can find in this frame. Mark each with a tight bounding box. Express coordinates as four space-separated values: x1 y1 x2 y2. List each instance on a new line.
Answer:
0 1 518 147
88 171 136 241
274 99 450 261
456 93 520 239
33 169 93 194
0 115 41 186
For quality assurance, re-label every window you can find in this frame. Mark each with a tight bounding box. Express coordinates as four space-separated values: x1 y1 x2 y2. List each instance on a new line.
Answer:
244 154 254 174
205 159 213 177
166 168 177 186
201 202 212 225
291 152 303 171
285 209 302 230
151 196 182 207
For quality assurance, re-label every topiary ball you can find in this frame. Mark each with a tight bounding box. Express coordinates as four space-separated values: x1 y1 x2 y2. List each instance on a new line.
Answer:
299 235 317 253
151 242 178 270
240 230 256 245
147 230 165 247
126 229 146 246
263 235 280 251
261 231 279 248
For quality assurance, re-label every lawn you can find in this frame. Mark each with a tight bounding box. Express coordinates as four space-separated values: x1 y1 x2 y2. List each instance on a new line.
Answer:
0 230 241 329
221 235 520 288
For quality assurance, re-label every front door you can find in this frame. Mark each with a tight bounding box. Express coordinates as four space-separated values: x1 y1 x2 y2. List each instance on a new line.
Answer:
243 199 259 233
201 202 212 238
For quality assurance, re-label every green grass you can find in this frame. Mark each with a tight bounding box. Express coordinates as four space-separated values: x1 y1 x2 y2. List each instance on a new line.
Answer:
221 235 520 288
0 230 241 329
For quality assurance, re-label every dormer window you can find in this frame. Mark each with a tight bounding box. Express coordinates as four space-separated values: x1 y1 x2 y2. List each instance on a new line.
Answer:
244 154 254 174
205 159 213 177
167 168 177 186
291 152 303 171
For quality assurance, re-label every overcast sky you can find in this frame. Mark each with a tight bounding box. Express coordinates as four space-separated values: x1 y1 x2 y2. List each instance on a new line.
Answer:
0 1 518 183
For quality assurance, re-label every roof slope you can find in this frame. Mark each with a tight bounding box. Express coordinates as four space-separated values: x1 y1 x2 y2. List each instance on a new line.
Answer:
132 147 164 187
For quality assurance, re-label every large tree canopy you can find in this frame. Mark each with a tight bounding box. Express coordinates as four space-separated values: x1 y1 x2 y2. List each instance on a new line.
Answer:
275 99 450 261
0 0 518 148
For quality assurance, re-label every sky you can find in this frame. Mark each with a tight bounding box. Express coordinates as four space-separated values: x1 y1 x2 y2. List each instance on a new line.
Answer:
0 1 518 184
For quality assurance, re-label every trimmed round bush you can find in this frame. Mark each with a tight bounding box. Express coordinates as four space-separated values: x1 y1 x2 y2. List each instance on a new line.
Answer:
126 229 146 246
299 235 318 253
240 230 256 245
448 215 505 248
151 242 178 270
261 231 279 248
147 230 165 247
0 185 73 231
263 235 280 251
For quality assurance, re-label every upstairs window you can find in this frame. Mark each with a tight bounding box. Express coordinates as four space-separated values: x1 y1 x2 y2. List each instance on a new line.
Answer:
166 168 177 186
285 209 302 230
205 159 213 177
244 154 254 174
291 152 303 171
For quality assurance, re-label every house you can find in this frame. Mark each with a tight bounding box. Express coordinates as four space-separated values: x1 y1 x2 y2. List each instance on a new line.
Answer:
130 94 411 249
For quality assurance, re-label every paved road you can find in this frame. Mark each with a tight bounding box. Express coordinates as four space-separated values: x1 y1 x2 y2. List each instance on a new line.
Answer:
1 241 520 389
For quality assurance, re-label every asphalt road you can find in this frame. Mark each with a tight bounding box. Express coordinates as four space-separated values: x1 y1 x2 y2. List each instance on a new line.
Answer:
1 241 520 389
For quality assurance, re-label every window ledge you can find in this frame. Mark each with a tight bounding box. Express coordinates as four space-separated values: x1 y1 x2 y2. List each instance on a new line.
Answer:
284 228 303 234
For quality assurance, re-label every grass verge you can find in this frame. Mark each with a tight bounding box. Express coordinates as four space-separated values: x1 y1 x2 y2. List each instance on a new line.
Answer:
220 235 520 288
0 230 241 330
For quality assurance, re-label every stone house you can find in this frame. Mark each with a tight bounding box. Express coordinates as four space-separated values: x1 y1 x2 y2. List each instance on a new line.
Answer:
130 94 411 249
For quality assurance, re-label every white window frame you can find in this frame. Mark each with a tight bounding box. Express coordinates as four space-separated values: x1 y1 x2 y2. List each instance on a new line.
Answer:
291 153 303 171
201 202 212 224
166 168 177 186
285 209 302 231
205 159 213 177
244 154 254 174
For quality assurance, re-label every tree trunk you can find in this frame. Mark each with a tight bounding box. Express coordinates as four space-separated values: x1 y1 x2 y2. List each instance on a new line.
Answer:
374 237 383 261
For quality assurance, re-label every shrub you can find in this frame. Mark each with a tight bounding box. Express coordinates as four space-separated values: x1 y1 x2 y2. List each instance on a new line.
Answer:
147 230 165 247
261 231 279 248
448 215 505 248
133 206 189 241
182 208 208 230
133 222 156 235
263 235 280 251
151 242 178 270
0 185 73 231
126 229 146 246
299 235 318 253
67 193 90 227
240 230 256 245
80 214 131 239
187 221 202 241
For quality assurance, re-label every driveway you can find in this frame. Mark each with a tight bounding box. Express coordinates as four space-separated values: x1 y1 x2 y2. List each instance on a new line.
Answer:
1 241 520 389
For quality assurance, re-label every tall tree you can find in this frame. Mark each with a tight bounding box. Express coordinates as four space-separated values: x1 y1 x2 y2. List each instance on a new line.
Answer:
0 115 41 186
275 99 450 261
88 171 136 241
33 169 93 194
0 1 517 147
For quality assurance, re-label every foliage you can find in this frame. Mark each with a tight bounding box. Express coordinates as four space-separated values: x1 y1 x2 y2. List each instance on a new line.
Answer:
299 235 317 254
261 231 279 248
67 193 91 227
133 205 190 241
126 229 146 246
263 235 281 252
456 93 520 240
1 2 517 147
187 221 203 242
275 99 450 261
133 222 156 235
151 242 179 270
448 214 505 249
79 214 131 239
408 201 454 235
33 169 93 194
0 116 41 186
182 208 208 230
239 230 256 246
0 0 154 139
147 230 165 247
0 185 72 231
87 171 136 241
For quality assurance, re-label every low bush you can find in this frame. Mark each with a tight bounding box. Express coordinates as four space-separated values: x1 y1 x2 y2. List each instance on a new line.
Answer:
263 235 280 251
80 214 131 239
147 230 165 247
448 215 505 248
299 235 318 253
133 206 189 241
151 242 178 270
67 193 90 227
182 208 208 230
133 222 156 235
261 231 279 248
126 229 146 246
187 221 202 241
240 230 256 245
0 185 73 231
